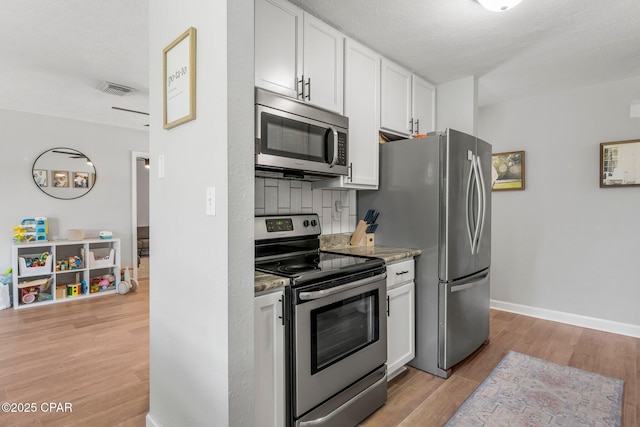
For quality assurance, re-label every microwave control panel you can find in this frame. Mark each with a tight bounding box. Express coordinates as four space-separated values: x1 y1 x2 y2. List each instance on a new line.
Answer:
337 133 347 166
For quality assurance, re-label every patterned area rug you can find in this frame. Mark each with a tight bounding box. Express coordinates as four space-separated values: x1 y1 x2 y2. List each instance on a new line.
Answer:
445 351 624 426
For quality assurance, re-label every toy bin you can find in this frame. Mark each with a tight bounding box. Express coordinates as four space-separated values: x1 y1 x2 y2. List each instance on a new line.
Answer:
88 248 115 268
18 254 53 276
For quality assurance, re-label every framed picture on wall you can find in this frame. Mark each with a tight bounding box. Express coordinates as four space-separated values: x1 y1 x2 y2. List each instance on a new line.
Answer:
163 27 197 129
492 151 525 191
33 169 48 187
600 139 640 188
73 172 90 188
52 170 69 188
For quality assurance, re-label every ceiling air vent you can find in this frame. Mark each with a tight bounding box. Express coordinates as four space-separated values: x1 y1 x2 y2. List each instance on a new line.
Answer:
97 81 136 96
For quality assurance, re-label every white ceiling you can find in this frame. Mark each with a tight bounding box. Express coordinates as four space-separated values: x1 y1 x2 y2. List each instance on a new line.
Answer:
0 1 149 130
1 0 639 129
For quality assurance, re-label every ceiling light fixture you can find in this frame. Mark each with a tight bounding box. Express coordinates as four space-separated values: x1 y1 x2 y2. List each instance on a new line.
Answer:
477 0 522 12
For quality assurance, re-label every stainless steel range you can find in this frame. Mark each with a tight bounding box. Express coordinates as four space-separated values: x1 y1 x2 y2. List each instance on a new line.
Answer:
255 214 387 427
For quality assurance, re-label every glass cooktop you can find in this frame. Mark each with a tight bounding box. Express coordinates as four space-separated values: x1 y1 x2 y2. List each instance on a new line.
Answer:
256 251 384 280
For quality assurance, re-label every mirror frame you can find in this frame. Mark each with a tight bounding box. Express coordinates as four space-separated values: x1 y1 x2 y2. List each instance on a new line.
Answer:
599 139 640 188
32 147 97 200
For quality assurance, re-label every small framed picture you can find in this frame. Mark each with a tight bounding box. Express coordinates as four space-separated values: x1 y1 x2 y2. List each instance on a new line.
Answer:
492 151 525 191
33 169 48 187
73 172 90 188
163 27 197 129
52 170 69 188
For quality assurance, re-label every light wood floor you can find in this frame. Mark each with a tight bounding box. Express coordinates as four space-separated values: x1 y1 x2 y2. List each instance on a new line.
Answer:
1 286 638 426
0 280 149 427
363 310 640 426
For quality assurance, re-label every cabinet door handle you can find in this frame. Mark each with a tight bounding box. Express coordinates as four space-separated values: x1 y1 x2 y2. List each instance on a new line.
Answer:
348 162 353 182
386 295 390 317
278 297 284 325
305 77 311 100
298 75 305 99
409 118 414 134
415 119 420 134
395 271 409 276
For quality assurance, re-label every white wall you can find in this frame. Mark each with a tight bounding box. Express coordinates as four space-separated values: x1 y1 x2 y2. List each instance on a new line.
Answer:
478 75 640 329
148 0 254 426
0 108 148 269
436 76 477 135
255 179 357 234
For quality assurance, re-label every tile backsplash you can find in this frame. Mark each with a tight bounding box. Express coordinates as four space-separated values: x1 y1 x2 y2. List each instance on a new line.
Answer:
255 178 357 235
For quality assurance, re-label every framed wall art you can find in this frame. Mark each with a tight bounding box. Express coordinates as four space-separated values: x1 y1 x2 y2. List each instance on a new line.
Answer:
163 27 197 129
33 169 48 187
73 172 90 188
600 139 640 188
492 151 525 191
52 170 69 188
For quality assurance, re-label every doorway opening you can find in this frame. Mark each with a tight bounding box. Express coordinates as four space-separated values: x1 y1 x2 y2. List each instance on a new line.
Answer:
131 151 150 281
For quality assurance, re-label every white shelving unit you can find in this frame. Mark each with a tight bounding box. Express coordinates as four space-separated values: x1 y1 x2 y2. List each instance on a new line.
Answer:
11 238 121 309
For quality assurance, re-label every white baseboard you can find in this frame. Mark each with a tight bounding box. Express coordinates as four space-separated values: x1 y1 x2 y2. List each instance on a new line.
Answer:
490 299 640 339
146 413 160 427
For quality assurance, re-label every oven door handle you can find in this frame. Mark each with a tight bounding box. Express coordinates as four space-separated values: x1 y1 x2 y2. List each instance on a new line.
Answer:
298 274 386 301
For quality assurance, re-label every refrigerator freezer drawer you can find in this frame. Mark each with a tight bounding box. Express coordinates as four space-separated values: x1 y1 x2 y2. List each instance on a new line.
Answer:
438 270 490 370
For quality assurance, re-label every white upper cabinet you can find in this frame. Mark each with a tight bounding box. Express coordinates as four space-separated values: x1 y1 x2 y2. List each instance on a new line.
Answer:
380 59 412 136
255 0 344 113
319 37 380 189
255 0 303 99
302 14 344 113
412 75 436 135
381 58 436 137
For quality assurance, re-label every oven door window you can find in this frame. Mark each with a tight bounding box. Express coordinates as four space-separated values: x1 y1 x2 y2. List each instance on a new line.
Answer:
261 112 330 163
310 290 379 374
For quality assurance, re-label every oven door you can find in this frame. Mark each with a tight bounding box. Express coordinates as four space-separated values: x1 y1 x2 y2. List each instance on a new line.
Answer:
293 273 387 417
255 104 348 177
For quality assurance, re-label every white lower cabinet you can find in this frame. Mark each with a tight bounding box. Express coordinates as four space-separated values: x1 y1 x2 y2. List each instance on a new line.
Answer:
254 290 285 427
386 259 415 380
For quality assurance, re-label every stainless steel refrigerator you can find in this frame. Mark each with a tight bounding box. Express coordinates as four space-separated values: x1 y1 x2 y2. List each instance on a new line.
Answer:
358 128 491 378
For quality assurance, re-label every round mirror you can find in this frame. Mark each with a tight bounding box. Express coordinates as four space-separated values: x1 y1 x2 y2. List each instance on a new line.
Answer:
32 148 97 200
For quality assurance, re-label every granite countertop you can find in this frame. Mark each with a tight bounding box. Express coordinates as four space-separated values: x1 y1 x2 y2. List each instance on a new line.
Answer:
254 238 421 294
254 270 289 294
323 245 422 264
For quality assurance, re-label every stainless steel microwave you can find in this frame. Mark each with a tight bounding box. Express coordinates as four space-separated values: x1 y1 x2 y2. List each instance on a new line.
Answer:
255 87 348 181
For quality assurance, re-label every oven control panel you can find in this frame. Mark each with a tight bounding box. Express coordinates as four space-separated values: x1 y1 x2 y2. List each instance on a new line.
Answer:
265 218 294 233
255 214 321 240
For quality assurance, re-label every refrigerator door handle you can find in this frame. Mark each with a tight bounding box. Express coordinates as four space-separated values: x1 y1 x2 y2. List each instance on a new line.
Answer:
471 155 483 254
465 156 476 253
475 156 487 251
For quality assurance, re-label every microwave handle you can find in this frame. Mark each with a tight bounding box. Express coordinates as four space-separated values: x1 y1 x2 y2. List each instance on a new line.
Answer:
328 126 339 168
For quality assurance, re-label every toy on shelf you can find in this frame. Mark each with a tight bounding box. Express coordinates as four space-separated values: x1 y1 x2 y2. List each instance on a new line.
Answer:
56 256 83 271
12 226 29 243
23 252 51 268
12 217 48 242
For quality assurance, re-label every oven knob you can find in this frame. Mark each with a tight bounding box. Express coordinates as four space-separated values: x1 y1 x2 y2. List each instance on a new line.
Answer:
303 220 310 227
310 220 317 227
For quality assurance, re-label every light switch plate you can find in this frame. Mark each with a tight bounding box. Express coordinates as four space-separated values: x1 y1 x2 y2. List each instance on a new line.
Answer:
206 187 216 216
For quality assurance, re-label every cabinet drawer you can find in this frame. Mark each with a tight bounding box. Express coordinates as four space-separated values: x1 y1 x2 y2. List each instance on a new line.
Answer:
386 259 414 288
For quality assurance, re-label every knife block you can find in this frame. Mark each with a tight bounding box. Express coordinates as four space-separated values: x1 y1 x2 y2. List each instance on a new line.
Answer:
363 233 375 247
350 220 368 246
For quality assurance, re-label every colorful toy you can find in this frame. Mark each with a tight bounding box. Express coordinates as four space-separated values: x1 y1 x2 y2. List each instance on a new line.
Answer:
67 283 80 297
24 252 50 268
12 226 29 243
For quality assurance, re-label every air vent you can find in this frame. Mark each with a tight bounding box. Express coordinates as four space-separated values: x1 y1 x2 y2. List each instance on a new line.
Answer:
97 81 136 96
